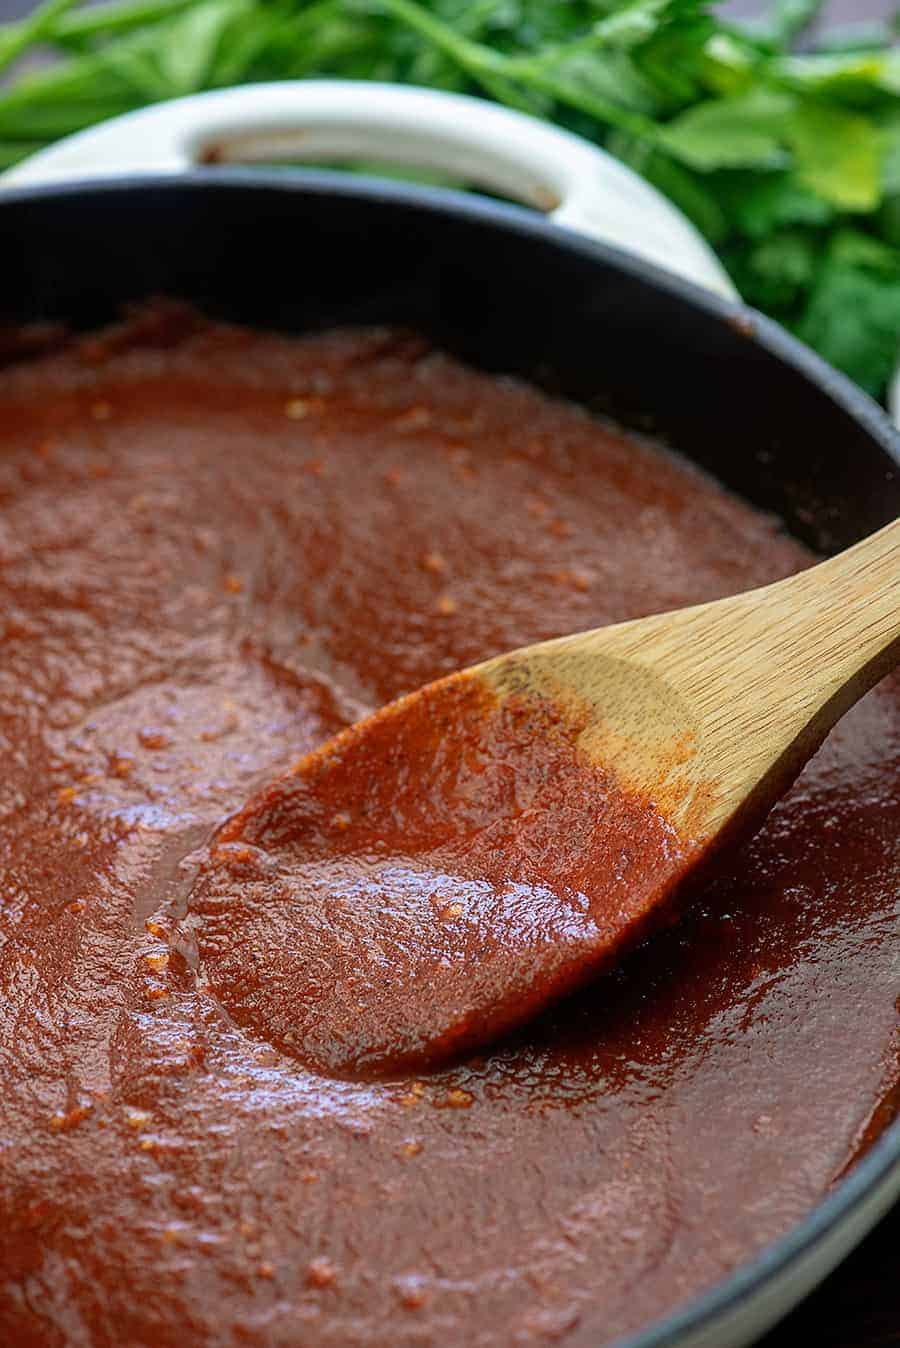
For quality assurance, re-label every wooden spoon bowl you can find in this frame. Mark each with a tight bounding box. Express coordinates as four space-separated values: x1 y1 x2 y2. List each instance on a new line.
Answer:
188 518 899 1078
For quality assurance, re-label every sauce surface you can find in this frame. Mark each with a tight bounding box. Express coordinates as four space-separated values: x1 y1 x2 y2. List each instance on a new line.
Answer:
0 306 897 1348
192 674 692 1077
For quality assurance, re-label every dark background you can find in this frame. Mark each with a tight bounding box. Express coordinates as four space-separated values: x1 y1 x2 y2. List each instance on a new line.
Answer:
0 0 897 1345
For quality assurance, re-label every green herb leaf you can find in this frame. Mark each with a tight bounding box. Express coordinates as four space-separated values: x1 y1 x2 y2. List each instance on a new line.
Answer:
658 88 795 170
589 0 693 51
723 173 834 238
795 229 900 395
786 101 882 211
732 229 819 310
737 0 826 50
775 47 900 100
151 0 252 94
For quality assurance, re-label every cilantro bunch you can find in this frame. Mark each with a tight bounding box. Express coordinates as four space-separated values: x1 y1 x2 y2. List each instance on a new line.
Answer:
0 0 898 401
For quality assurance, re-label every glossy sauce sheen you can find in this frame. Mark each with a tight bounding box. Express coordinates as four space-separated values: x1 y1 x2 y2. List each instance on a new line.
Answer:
192 675 692 1077
0 308 897 1348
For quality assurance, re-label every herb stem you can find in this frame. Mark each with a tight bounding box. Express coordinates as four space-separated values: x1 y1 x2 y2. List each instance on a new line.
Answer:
0 0 80 76
52 0 199 46
379 0 660 142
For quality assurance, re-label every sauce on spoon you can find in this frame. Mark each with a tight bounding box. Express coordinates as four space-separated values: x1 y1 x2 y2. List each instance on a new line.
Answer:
191 517 898 1079
190 672 697 1077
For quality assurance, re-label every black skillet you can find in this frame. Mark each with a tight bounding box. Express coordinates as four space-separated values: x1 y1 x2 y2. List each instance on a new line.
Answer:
1 82 898 1348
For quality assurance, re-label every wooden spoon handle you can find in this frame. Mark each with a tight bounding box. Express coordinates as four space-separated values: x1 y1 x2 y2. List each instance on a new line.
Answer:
679 516 900 832
482 517 899 842
776 514 894 679
774 516 900 695
585 516 900 726
551 517 900 838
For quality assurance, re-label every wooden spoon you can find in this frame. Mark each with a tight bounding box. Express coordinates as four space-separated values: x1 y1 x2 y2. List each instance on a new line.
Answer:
189 518 899 1079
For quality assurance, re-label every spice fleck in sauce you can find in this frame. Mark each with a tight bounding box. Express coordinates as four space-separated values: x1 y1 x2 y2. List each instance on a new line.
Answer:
190 673 693 1077
0 306 897 1348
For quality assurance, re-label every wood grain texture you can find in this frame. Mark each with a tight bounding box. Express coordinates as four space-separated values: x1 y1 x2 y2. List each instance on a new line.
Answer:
482 519 899 842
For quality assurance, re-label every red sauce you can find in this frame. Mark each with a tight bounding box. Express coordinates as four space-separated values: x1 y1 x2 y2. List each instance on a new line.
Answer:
190 674 692 1077
0 306 897 1347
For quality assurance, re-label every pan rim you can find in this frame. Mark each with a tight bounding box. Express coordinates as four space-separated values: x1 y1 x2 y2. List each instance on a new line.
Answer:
2 165 898 1348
